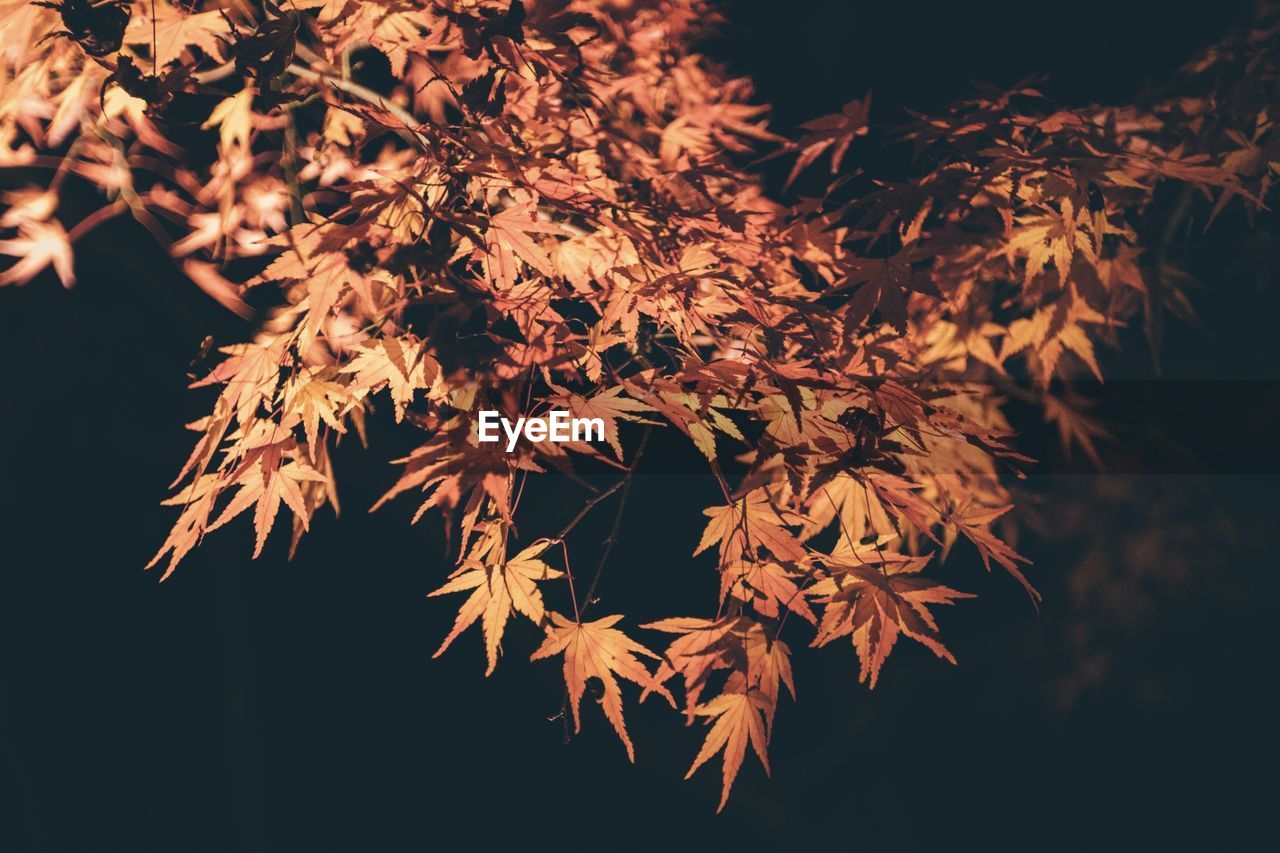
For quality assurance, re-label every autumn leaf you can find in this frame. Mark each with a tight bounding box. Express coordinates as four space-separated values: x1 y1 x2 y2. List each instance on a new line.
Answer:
7 0 1277 814
282 368 349 457
531 613 672 762
192 339 288 425
685 678 771 812
482 199 564 289
430 540 563 675
127 1 231 61
744 625 795 734
1042 393 1109 468
547 385 658 460
202 87 254 151
810 553 974 688
836 250 934 331
205 450 330 559
340 337 437 422
952 504 1040 602
642 616 744 718
722 560 816 625
0 220 75 287
695 490 808 566
784 94 870 190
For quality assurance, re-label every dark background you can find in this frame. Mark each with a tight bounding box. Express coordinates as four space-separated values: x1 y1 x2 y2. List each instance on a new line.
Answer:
2 2 1277 850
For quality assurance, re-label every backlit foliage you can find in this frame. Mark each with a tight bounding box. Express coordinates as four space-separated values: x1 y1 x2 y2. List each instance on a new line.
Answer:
3 0 1277 809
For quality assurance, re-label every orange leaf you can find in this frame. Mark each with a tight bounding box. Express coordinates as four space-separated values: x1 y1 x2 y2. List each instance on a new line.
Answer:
685 681 770 812
531 613 671 762
430 540 563 675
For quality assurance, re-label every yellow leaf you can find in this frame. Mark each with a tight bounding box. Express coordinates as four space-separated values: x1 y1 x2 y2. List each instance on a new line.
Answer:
203 88 254 152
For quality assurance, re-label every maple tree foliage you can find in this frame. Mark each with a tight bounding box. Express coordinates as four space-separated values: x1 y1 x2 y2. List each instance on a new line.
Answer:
3 0 1278 809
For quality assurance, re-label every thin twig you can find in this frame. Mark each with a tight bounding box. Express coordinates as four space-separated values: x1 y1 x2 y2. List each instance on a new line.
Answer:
580 426 651 616
551 470 629 543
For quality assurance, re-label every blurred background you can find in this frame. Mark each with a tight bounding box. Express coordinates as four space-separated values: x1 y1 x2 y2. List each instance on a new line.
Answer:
2 1 1277 849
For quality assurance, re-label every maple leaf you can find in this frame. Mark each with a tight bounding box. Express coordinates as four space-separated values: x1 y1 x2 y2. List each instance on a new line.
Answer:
810 554 974 688
802 473 897 549
206 450 329 558
837 251 932 332
282 368 348 457
1006 197 1086 286
722 560 816 625
951 504 1040 601
546 385 658 460
294 259 352 351
430 540 563 675
482 200 564 289
631 382 744 462
695 490 808 566
373 421 527 541
193 340 288 426
867 472 943 539
784 94 870 190
685 678 771 812
127 1 230 61
642 616 744 718
0 220 74 287
0 187 56 228
148 477 220 580
1042 393 1109 468
346 3 432 76
531 613 672 762
744 621 795 735
202 88 254 152
36 0 130 58
999 295 1108 383
340 337 437 422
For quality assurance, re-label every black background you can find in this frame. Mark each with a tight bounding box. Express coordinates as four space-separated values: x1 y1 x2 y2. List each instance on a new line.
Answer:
2 2 1278 850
